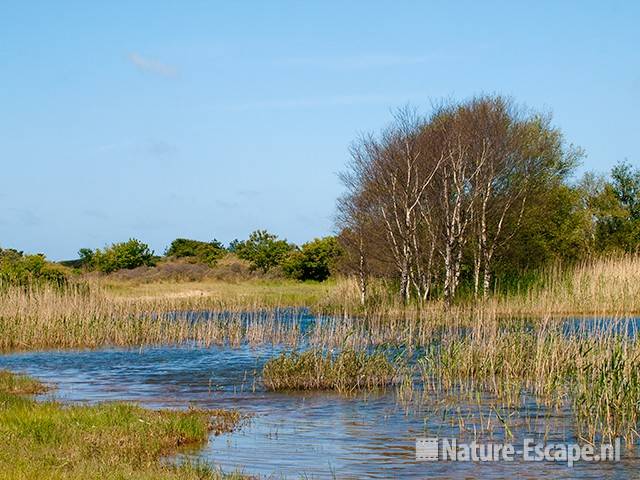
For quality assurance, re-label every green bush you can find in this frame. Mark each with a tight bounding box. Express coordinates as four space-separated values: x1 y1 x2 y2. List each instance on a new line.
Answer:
83 239 155 273
234 230 293 273
282 236 342 281
0 248 68 286
165 238 226 266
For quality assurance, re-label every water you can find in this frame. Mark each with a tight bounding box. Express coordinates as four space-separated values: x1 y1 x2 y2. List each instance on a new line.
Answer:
2 314 640 479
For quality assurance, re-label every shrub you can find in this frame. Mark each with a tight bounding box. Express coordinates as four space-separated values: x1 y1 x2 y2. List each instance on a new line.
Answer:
0 248 68 287
282 236 342 281
165 238 226 266
234 230 293 273
86 239 155 273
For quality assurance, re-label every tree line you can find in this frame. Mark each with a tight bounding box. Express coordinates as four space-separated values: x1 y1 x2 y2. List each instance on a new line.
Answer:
337 95 640 304
3 95 638 296
74 231 340 282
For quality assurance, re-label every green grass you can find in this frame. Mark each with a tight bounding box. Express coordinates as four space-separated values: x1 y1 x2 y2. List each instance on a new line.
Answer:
262 349 399 393
0 371 245 480
0 370 49 395
103 277 334 307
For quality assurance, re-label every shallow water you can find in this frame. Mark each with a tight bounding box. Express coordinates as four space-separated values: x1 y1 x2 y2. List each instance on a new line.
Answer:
1 341 638 479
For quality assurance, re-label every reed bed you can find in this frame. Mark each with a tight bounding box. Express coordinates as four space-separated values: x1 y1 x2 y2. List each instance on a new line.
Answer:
2 260 640 447
322 254 640 318
492 255 640 316
0 283 306 351
2 254 639 351
416 317 640 444
262 349 399 393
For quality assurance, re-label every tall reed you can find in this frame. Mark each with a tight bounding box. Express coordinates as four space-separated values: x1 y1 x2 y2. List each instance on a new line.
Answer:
417 317 640 444
0 283 304 351
262 349 398 393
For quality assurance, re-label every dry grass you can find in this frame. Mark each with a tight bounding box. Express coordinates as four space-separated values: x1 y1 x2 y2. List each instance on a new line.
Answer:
0 282 311 352
492 255 640 316
416 317 640 444
103 277 332 307
1 255 638 352
322 254 640 318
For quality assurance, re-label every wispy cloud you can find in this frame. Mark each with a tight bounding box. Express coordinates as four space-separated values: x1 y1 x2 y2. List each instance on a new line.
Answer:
128 52 177 78
279 54 434 70
147 140 178 157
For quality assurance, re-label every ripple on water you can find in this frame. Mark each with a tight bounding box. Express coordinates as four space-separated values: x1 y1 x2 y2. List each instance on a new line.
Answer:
0 341 638 479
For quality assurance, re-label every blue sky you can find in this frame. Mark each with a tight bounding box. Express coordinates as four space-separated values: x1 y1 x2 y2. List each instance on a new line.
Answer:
1 1 638 260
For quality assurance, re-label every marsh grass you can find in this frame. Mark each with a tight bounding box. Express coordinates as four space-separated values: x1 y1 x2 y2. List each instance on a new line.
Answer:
492 255 640 316
262 349 399 393
0 282 308 351
0 371 244 480
0 370 49 395
417 318 640 444
2 256 640 447
2 254 639 351
322 254 640 317
572 342 640 444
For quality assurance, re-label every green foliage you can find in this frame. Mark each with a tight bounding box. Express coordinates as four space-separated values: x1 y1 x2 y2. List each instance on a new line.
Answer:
77 248 94 266
491 161 640 293
611 160 640 220
282 236 342 281
0 248 68 287
84 239 155 273
234 230 293 273
587 161 640 253
165 238 226 266
227 239 241 253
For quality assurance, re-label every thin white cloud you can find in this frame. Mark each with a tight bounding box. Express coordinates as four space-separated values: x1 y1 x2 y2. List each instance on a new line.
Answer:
128 52 177 78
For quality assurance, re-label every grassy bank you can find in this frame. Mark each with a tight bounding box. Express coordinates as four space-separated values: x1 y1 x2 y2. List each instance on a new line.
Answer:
0 371 243 480
103 277 333 307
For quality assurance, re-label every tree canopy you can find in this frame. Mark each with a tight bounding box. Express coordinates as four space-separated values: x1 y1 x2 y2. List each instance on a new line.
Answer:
234 230 294 273
337 95 637 303
79 239 155 273
165 238 226 266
